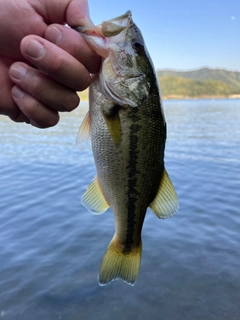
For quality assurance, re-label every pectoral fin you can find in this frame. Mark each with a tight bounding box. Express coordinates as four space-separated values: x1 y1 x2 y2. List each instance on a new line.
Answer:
103 105 122 147
81 176 109 214
76 111 91 144
150 168 179 219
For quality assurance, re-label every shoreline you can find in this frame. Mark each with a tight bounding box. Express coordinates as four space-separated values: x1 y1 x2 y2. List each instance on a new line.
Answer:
78 92 240 102
162 95 240 100
162 94 240 100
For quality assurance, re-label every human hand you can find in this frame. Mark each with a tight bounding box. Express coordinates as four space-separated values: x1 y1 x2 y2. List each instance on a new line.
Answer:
0 0 100 128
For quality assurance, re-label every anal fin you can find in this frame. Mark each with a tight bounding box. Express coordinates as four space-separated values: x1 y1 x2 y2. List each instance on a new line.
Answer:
150 168 179 219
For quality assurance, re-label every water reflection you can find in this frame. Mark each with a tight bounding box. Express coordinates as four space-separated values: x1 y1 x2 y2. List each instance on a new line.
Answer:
164 98 240 141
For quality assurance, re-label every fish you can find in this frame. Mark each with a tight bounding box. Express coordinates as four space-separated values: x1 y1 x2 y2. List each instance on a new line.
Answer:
73 11 179 286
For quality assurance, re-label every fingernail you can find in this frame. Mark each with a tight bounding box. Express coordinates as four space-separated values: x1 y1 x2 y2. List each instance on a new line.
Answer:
10 64 26 80
47 26 62 44
12 86 25 99
26 39 45 59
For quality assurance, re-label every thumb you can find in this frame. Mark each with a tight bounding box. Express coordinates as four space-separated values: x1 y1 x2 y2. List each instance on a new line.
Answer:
66 0 94 26
37 0 93 26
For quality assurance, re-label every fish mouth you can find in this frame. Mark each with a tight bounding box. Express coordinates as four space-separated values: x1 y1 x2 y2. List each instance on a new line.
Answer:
72 11 132 40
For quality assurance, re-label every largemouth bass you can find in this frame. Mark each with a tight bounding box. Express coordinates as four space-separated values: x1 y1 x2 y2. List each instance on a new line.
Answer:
74 11 178 286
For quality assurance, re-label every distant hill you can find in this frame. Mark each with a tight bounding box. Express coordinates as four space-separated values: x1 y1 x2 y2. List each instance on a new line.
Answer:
157 68 240 87
77 89 88 101
157 67 240 98
159 76 239 98
78 67 240 101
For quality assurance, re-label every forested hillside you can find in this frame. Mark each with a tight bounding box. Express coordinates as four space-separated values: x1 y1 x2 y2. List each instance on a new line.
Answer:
157 68 240 98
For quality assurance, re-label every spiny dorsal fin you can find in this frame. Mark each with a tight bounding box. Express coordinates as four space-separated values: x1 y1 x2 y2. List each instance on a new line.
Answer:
150 168 179 219
76 111 91 144
81 176 109 214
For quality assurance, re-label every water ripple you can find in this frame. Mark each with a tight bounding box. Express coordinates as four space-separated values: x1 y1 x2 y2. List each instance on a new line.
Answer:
0 100 240 319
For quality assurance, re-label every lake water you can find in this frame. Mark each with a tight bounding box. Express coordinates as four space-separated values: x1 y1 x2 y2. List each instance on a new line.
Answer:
0 99 239 320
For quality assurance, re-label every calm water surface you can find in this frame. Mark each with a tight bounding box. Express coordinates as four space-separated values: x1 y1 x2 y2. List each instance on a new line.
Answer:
0 99 240 320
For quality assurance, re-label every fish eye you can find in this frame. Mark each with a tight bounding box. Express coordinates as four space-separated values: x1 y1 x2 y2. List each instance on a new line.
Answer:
134 42 141 48
133 41 143 52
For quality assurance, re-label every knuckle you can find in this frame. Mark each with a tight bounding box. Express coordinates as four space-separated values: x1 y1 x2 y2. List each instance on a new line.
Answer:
86 55 101 74
22 97 37 118
69 41 80 58
46 113 60 128
48 56 65 76
75 73 91 92
30 73 44 93
63 93 79 112
23 97 59 128
34 114 59 128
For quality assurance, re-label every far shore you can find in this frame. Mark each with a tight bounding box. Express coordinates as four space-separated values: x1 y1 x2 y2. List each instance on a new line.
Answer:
162 94 240 100
78 91 240 102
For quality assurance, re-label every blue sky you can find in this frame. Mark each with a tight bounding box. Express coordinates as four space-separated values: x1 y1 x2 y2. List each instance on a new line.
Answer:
88 0 239 71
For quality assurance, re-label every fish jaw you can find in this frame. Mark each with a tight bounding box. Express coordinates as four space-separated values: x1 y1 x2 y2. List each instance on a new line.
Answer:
74 28 109 58
72 11 131 57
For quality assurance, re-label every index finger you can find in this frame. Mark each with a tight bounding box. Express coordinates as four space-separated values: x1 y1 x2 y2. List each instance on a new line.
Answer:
20 35 91 91
45 24 100 74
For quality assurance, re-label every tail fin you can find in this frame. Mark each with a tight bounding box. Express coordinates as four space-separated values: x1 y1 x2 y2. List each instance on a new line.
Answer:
98 236 142 286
